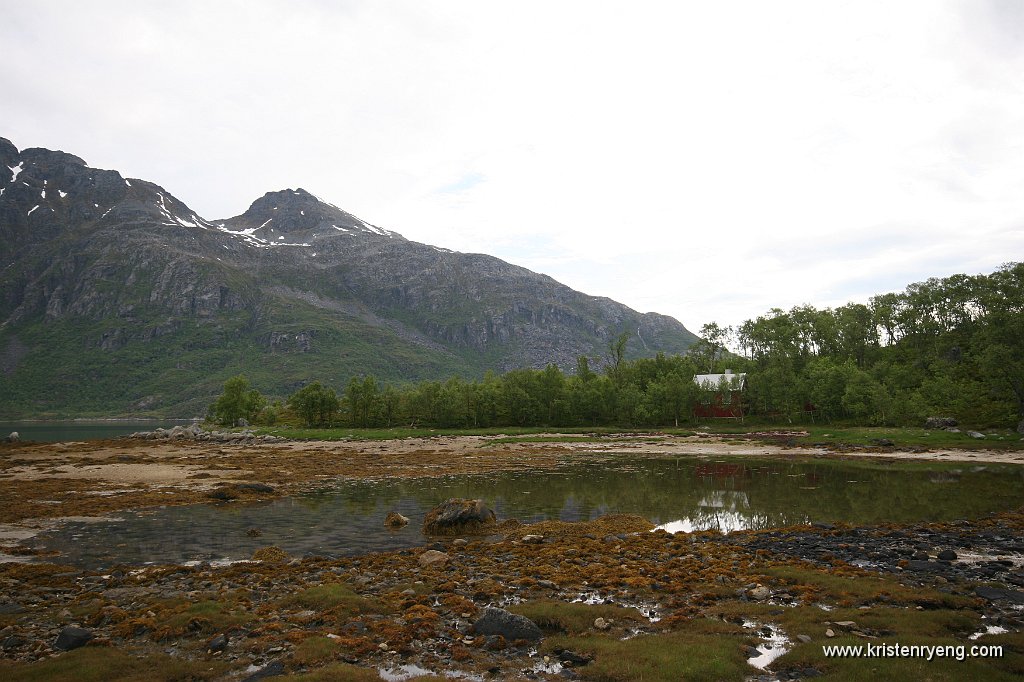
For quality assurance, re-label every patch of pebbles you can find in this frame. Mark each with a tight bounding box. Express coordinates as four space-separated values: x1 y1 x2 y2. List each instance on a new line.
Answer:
126 424 286 444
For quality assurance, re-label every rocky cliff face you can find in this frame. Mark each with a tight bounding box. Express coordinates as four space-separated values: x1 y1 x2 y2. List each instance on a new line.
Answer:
0 137 697 416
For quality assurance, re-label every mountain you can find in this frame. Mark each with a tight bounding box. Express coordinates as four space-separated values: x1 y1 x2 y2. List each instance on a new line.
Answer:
0 137 697 417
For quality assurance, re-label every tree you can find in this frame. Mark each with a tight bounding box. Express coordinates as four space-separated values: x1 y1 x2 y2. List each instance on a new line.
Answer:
210 375 265 426
607 331 630 379
345 375 380 427
288 381 340 427
692 322 732 372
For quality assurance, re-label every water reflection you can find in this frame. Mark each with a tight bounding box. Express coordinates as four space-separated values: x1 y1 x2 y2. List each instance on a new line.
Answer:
29 456 1024 569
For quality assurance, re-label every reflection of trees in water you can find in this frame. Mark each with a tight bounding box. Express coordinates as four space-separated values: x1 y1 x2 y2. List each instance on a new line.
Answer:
39 458 1024 567
295 458 1024 530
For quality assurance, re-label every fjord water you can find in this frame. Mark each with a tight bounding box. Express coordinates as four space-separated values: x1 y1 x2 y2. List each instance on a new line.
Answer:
0 420 195 442
32 455 1024 569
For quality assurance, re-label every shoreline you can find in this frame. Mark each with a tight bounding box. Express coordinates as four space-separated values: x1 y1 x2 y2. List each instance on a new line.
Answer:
1 434 1022 679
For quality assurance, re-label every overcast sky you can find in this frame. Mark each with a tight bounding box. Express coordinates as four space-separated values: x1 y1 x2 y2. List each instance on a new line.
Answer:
3 1 1022 334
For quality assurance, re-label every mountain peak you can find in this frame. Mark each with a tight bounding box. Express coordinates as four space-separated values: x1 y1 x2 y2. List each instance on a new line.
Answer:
219 188 399 241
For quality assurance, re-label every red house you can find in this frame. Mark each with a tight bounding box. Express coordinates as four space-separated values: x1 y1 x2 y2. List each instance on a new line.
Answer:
693 370 747 419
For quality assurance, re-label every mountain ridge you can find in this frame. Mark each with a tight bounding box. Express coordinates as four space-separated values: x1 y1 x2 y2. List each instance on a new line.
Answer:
0 137 697 417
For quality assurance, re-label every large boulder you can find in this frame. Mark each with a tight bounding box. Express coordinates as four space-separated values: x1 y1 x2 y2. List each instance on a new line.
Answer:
470 607 542 642
422 498 496 536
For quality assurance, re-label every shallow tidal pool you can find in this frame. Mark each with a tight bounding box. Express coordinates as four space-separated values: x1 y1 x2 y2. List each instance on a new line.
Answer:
30 455 1024 568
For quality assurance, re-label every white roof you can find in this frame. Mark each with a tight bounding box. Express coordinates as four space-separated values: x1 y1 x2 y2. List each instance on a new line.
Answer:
694 372 746 389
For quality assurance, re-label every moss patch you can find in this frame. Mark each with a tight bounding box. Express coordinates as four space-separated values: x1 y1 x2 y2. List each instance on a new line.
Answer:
0 647 230 682
543 623 749 682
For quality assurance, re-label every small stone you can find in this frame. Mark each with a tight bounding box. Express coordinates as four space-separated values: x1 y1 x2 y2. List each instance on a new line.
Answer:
967 431 986 439
749 586 771 601
797 634 812 644
418 549 449 567
5 432 18 443
825 629 836 638
379 642 389 650
521 534 544 544
834 621 856 628
594 617 610 631
937 549 957 561
54 626 92 651
207 633 228 652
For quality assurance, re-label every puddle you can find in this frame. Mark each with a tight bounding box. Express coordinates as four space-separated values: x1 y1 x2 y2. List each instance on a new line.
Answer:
953 552 1024 568
743 620 790 670
378 659 485 675
571 591 661 622
969 624 1009 640
379 664 435 681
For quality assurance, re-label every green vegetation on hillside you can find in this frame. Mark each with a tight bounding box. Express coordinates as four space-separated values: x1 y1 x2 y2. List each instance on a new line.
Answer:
201 262 1023 433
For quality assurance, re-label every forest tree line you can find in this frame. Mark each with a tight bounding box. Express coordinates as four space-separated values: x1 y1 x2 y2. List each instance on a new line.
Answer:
209 262 1023 430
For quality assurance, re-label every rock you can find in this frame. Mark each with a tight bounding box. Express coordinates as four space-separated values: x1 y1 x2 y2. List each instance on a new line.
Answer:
54 625 92 651
236 418 250 427
905 560 936 572
207 488 239 501
925 417 957 429
749 586 771 600
937 549 957 561
521 534 544 544
5 432 18 443
967 431 986 439
235 483 275 494
470 607 542 642
911 551 930 561
422 498 496 535
975 586 1024 604
207 633 228 652
825 628 835 638
251 546 289 563
242 660 284 681
797 634 813 644
871 438 895 447
384 511 410 528
593 617 611 630
554 649 592 666
418 549 449 567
